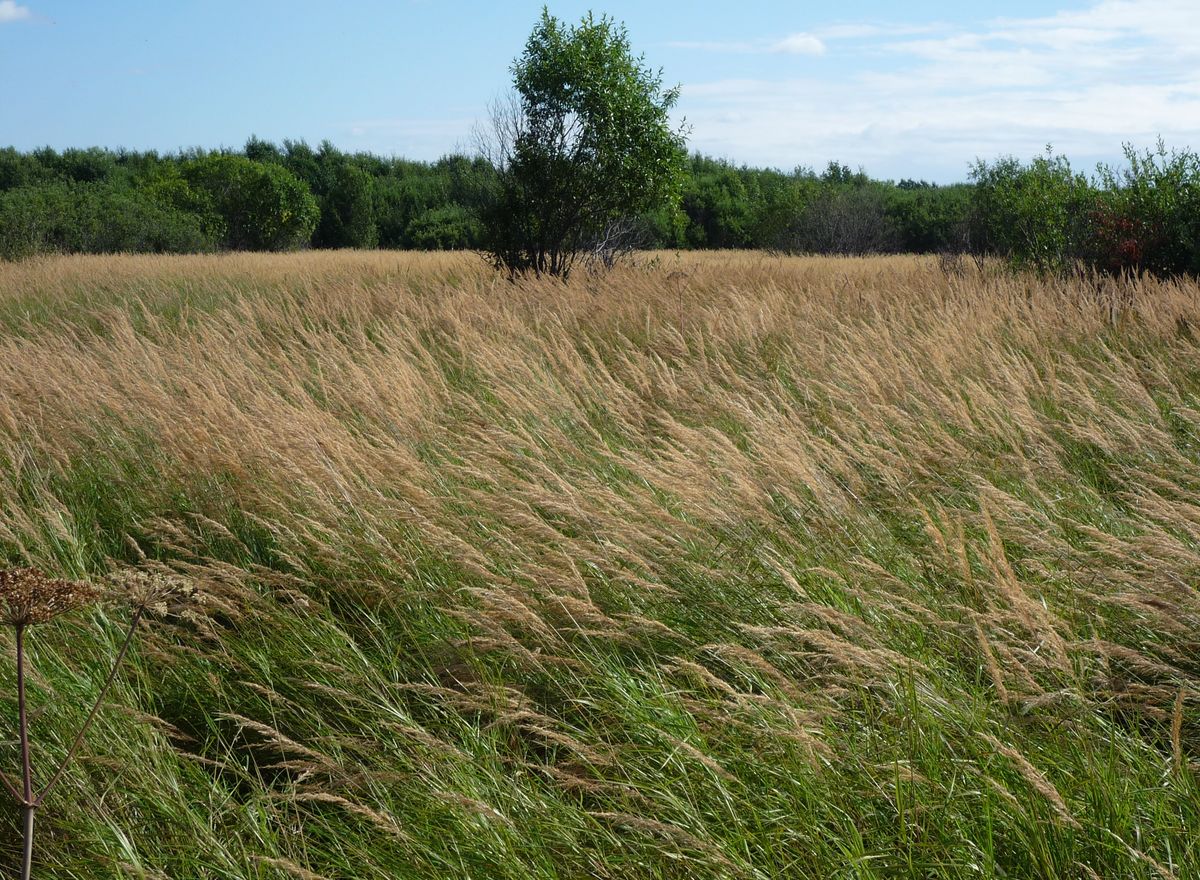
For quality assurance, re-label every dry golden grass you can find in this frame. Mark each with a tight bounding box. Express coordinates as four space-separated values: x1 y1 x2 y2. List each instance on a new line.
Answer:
0 249 1199 878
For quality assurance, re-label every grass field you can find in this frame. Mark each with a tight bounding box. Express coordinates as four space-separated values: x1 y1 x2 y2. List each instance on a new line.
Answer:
1 250 1199 878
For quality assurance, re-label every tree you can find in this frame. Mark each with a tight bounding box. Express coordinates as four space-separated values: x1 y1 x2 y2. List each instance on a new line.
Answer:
968 149 1095 275
478 9 688 278
777 185 901 256
406 205 481 250
182 154 319 251
1092 142 1200 277
680 157 755 248
316 162 378 249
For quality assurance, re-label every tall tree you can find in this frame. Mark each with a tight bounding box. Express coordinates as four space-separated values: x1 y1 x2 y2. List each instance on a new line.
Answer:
479 9 688 277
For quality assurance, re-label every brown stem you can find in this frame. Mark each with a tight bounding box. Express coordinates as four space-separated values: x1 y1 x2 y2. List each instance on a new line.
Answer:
35 607 143 807
0 763 20 802
16 624 32 804
17 623 34 879
21 804 34 880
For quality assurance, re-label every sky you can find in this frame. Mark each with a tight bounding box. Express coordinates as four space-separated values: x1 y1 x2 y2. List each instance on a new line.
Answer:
2 0 1199 182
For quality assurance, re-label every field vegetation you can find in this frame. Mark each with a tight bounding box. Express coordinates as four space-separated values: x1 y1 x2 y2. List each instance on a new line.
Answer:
1 251 1199 878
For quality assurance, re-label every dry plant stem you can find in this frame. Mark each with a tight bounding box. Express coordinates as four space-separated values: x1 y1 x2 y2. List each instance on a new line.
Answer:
17 624 33 880
0 756 18 802
17 626 31 803
35 606 144 806
5 609 143 879
21 806 33 880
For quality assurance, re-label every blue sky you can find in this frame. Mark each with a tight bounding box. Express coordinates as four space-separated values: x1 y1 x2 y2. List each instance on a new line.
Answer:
2 0 1198 182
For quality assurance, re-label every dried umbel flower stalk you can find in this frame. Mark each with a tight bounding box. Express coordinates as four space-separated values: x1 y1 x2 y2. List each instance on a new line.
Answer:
0 566 192 880
106 568 198 618
0 568 103 627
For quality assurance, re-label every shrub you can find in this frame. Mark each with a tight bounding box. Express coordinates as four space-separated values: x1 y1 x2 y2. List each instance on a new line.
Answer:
0 183 215 260
969 150 1096 275
1090 142 1200 277
776 185 901 255
0 185 68 260
182 154 318 251
885 184 972 254
406 205 480 250
316 162 378 249
969 143 1200 279
679 159 755 249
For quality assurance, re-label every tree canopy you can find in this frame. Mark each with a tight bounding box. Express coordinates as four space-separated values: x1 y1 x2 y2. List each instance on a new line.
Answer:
479 10 689 277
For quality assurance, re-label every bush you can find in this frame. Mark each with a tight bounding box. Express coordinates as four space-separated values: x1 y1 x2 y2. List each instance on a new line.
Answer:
969 150 1096 275
406 205 480 250
776 185 901 255
0 183 215 260
1090 142 1200 277
0 185 68 260
0 148 50 192
885 184 972 254
969 144 1200 279
182 154 318 251
316 163 378 249
679 159 755 248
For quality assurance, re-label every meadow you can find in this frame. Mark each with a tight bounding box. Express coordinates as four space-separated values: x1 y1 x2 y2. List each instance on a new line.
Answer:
0 250 1198 878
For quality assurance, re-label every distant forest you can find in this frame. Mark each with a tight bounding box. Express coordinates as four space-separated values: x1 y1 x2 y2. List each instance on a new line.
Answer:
1 138 1197 279
0 139 971 260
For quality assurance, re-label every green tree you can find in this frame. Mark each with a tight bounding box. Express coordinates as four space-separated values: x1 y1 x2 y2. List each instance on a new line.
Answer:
884 184 972 253
679 157 754 248
0 181 215 260
969 149 1095 275
479 9 688 277
182 154 318 251
316 162 378 249
1092 142 1200 276
244 135 283 164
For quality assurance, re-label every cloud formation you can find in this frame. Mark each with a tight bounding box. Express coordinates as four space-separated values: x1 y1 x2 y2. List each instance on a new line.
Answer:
0 1 31 23
675 0 1200 181
668 32 826 56
769 33 826 55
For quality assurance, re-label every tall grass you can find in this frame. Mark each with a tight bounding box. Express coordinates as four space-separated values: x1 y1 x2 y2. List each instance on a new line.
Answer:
0 250 1198 878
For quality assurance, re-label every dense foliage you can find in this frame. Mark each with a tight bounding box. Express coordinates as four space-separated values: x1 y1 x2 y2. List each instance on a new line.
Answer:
1 139 1197 280
970 143 1200 277
0 144 498 260
478 11 689 277
0 143 975 260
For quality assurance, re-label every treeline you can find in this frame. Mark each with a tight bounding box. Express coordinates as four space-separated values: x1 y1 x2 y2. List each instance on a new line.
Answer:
2 139 1198 279
0 140 491 259
970 143 1200 278
658 158 973 254
0 140 971 260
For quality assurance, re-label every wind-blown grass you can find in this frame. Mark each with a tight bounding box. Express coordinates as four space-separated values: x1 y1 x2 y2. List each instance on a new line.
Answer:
0 250 1198 878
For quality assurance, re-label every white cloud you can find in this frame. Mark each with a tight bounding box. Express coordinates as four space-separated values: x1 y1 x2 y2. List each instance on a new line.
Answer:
667 32 825 56
814 22 949 40
0 1 31 23
667 21 950 55
991 0 1200 54
769 33 826 55
675 0 1200 180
